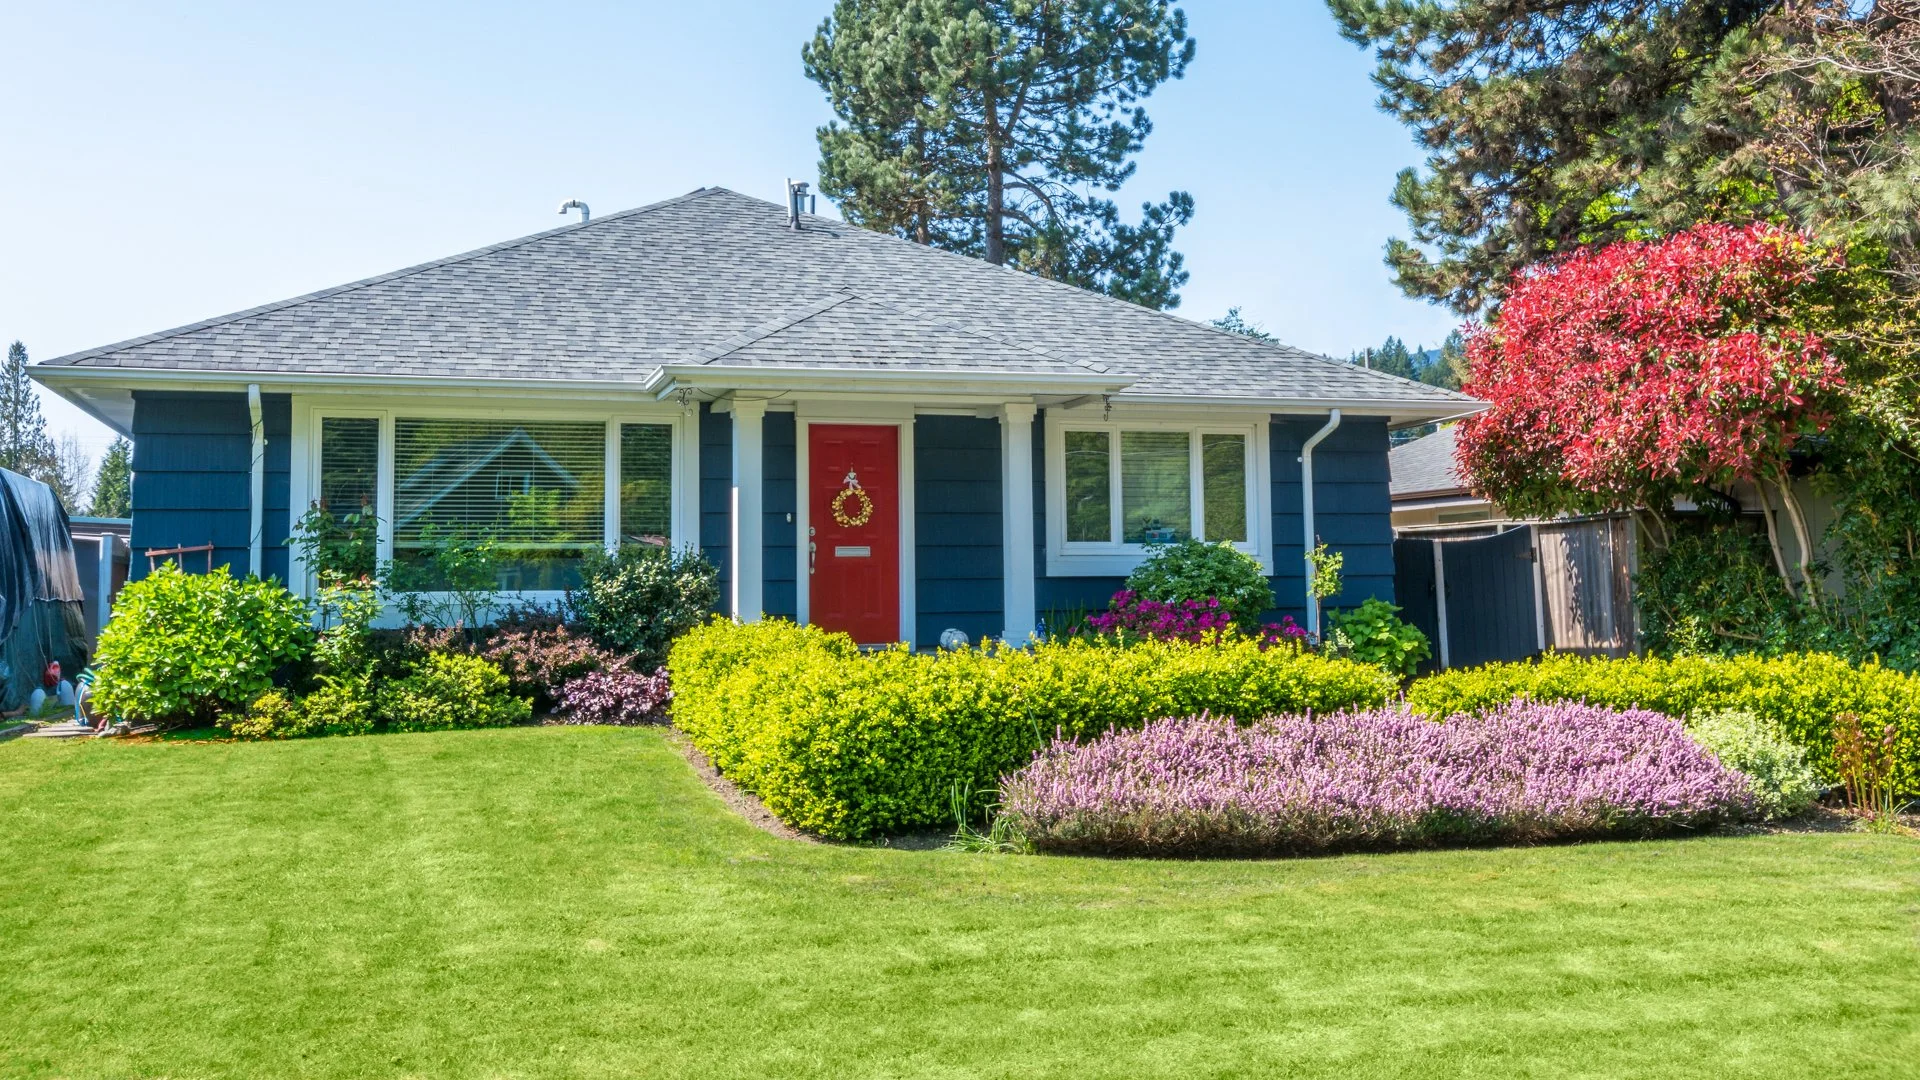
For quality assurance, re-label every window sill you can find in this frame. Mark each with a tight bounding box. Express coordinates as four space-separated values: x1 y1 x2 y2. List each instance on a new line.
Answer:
1045 545 1271 579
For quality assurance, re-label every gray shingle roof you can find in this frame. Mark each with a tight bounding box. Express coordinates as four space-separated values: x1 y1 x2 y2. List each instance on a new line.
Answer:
1389 424 1467 497
43 187 1476 408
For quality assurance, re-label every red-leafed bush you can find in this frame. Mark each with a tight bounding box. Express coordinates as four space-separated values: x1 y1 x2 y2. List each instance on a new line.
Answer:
1458 223 1846 519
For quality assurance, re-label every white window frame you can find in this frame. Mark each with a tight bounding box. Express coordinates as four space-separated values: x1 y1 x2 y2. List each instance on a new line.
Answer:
288 396 698 609
1044 413 1272 577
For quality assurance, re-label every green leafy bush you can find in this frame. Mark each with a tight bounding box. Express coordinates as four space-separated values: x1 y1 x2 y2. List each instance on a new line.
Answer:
1326 598 1431 678
299 676 377 737
1685 709 1823 820
222 690 317 740
92 563 314 726
1123 538 1274 627
569 545 720 669
1407 652 1920 791
670 618 1397 839
375 653 531 733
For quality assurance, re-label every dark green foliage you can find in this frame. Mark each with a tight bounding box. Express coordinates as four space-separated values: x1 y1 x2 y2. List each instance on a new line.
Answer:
1327 0 1774 313
1407 651 1920 793
87 438 131 517
0 341 55 480
1635 519 1810 659
805 0 1197 309
1210 307 1274 342
568 545 720 670
376 652 531 733
1325 598 1431 678
1349 333 1466 390
670 619 1396 838
1122 538 1274 627
92 563 315 726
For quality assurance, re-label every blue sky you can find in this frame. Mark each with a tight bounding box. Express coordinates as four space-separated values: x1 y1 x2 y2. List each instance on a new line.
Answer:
1 1 1464 466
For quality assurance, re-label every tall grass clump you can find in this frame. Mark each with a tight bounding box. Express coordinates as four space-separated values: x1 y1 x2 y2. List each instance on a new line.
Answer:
998 703 1755 857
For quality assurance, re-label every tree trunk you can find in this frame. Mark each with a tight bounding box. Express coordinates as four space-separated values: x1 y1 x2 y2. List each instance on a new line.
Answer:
984 84 1005 265
1775 470 1820 609
1758 481 1798 600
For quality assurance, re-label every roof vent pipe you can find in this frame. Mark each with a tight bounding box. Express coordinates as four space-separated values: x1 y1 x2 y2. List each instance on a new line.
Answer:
1298 409 1342 639
558 199 589 224
786 179 813 228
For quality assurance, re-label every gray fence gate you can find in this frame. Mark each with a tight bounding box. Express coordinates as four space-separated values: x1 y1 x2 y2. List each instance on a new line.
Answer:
1393 528 1543 672
1392 516 1637 670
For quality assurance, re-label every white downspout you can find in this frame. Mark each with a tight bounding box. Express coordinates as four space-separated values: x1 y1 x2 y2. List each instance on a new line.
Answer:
1298 409 1341 638
247 383 264 579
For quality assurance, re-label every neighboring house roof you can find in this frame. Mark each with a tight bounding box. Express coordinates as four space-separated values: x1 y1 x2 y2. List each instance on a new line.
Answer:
38 187 1476 417
1389 424 1471 499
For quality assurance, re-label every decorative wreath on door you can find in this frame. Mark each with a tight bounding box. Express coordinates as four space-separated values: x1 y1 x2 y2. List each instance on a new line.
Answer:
830 470 875 528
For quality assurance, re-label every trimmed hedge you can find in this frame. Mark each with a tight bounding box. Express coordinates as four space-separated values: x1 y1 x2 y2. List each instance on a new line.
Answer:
670 619 1398 839
1407 652 1920 791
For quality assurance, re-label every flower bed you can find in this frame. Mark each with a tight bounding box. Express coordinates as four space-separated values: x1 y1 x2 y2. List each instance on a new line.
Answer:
669 619 1398 839
1407 651 1920 791
998 703 1755 857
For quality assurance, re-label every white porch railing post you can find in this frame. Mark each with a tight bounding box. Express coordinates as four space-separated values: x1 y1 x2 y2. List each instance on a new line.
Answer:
999 403 1038 643
730 399 767 623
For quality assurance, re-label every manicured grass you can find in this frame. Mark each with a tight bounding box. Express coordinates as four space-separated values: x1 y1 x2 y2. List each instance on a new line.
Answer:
1 728 1916 1079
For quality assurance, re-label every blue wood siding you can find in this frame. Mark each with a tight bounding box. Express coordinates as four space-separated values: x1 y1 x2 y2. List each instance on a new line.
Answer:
1270 415 1396 621
699 404 733 609
130 390 290 582
697 404 797 620
914 415 1003 644
763 411 797 621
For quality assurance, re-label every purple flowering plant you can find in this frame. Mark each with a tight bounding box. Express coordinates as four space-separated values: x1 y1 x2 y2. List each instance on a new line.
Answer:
552 667 673 726
1085 590 1308 651
999 701 1755 857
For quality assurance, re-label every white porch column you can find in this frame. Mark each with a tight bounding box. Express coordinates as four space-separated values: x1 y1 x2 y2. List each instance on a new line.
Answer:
730 399 767 622
999 403 1037 643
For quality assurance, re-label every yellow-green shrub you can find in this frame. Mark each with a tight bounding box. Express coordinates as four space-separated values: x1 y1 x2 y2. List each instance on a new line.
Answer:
669 619 1398 839
1407 652 1920 790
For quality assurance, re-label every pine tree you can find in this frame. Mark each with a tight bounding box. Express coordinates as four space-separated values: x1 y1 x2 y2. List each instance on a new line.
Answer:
1327 0 1774 312
1210 307 1275 343
806 0 1198 309
1352 335 1418 381
90 438 132 518
0 341 55 479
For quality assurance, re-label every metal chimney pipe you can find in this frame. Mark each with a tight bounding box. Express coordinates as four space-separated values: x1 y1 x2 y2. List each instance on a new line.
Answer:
558 199 590 224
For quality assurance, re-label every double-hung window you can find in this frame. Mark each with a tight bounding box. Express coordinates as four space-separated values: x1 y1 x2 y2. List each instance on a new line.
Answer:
307 408 683 594
1048 418 1267 575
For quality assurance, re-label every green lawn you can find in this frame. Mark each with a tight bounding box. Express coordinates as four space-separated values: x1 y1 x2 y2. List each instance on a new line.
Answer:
2 728 1916 1079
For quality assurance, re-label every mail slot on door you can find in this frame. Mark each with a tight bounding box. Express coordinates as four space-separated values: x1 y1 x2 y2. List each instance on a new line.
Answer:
834 546 872 558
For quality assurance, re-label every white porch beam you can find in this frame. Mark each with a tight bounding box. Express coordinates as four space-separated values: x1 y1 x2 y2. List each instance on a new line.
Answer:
999 403 1037 643
730 398 767 622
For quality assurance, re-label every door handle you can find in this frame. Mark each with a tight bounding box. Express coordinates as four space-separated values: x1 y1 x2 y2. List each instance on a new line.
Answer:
809 541 816 575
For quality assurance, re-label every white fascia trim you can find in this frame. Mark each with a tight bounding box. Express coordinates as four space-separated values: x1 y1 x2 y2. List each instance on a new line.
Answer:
31 365 664 397
1073 394 1489 423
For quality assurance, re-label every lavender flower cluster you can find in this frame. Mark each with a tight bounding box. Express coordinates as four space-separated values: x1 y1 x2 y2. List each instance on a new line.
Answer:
999 702 1755 857
551 667 673 726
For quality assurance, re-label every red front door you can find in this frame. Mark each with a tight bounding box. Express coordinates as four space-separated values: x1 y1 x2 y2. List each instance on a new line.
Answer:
809 424 900 644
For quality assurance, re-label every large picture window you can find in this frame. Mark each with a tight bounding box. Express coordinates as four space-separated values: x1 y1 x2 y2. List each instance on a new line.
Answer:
1048 418 1266 575
306 408 683 595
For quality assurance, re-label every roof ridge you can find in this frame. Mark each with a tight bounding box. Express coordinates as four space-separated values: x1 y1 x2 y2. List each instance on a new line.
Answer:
687 290 861 363
38 187 728 368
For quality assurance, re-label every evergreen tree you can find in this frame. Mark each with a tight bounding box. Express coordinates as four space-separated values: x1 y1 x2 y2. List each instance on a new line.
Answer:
1328 0 1774 312
806 0 1198 309
1351 335 1418 381
0 341 55 479
1418 330 1468 390
1210 307 1275 342
90 438 132 518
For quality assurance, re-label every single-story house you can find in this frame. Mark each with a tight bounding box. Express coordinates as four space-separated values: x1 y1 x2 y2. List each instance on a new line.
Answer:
33 186 1476 646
